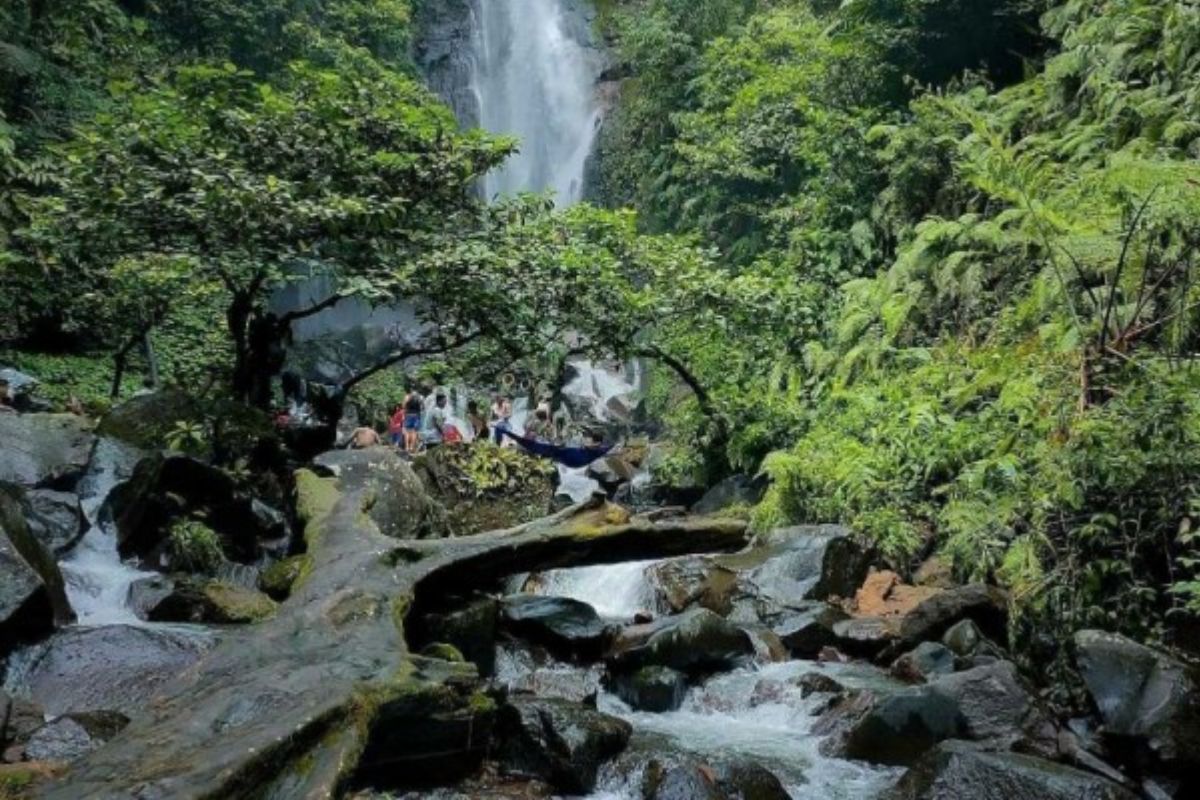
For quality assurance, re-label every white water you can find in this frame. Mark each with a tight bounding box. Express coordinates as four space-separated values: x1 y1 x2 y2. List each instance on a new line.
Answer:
60 439 154 626
474 0 603 205
591 660 904 799
532 560 660 619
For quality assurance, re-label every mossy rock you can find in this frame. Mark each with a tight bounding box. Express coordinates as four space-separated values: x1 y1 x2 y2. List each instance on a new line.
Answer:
98 391 277 464
258 554 311 600
419 642 466 663
147 579 277 624
0 763 66 800
413 444 556 535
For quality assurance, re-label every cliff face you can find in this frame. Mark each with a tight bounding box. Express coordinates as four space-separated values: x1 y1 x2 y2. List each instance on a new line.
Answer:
412 0 484 128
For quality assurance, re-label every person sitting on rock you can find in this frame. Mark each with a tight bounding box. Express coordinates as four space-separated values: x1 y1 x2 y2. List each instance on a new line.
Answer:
346 426 381 449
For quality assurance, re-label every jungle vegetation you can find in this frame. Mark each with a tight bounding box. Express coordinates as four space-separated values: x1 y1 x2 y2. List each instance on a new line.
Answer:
2 0 1199 682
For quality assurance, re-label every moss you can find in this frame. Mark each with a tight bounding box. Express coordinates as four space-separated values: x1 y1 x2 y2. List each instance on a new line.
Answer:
467 690 497 715
294 469 340 554
202 581 277 623
167 518 224 574
390 592 414 634
420 642 466 662
258 554 309 599
0 764 65 800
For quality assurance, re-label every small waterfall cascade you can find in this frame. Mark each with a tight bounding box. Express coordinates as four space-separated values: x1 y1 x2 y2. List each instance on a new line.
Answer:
472 0 604 205
60 438 154 626
531 560 661 619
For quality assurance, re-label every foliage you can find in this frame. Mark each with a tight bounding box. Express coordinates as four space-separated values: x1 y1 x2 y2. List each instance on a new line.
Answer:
168 518 225 575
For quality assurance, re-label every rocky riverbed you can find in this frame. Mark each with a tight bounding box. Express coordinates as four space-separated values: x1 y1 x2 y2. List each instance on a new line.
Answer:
3 397 1199 799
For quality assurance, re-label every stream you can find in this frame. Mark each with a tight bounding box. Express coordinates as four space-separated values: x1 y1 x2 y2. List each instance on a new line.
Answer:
505 559 904 799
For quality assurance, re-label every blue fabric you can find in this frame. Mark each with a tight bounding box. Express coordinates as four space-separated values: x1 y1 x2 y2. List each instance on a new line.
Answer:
404 414 421 430
501 430 613 468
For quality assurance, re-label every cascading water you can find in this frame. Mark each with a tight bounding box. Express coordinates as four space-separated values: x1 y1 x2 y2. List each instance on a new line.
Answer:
60 438 155 626
473 0 604 205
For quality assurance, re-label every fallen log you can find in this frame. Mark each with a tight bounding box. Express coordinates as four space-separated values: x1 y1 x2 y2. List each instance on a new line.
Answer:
40 449 749 799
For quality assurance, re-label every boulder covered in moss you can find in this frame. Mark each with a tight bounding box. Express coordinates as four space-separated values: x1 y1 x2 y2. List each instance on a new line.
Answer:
146 579 277 624
413 444 555 536
257 554 311 600
313 449 449 539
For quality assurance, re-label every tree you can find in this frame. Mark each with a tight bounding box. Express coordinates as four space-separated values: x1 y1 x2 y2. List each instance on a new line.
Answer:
25 61 514 406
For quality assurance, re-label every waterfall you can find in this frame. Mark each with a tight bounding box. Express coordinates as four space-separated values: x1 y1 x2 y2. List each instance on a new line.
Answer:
472 0 604 205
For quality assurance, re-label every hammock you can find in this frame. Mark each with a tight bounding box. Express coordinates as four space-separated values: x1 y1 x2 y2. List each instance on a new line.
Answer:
500 429 613 469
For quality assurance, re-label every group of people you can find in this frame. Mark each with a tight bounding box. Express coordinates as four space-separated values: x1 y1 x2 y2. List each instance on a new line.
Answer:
347 389 534 454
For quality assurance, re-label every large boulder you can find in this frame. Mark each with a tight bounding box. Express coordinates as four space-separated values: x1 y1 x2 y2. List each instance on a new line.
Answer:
743 525 872 606
609 608 754 675
886 740 1139 800
412 444 554 536
14 624 215 716
931 661 1059 757
97 391 277 464
0 413 95 490
316 449 449 540
499 595 610 662
21 489 85 555
889 584 1008 656
495 695 631 794
1074 630 1200 773
821 685 965 766
0 486 74 654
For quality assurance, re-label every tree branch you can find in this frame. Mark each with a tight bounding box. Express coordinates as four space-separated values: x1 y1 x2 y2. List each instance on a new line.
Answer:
340 330 484 394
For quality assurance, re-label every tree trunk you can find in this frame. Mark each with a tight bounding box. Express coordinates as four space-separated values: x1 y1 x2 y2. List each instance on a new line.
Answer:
41 450 750 799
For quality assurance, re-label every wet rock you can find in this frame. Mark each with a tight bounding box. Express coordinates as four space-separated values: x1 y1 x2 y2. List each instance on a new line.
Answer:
609 608 754 675
146 578 277 624
942 619 984 656
317 449 449 540
0 413 95 490
644 763 725 800
355 660 499 791
715 760 791 800
772 602 849 657
740 525 863 605
831 616 895 659
126 575 175 620
18 624 215 716
822 685 965 766
886 740 1139 800
691 474 767 516
493 645 605 704
21 490 85 556
796 671 847 699
932 661 1059 757
891 584 1008 655
913 556 954 589
1074 629 1200 772
1 486 73 654
0 692 44 757
499 595 610 662
496 695 631 794
610 665 688 712
257 553 309 600
808 532 878 602
412 444 553 536
648 556 739 615
23 711 129 763
891 642 956 683
418 596 499 677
